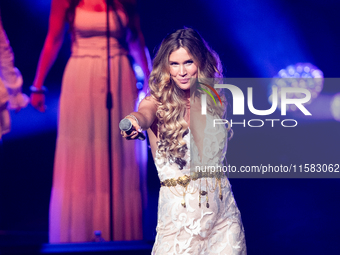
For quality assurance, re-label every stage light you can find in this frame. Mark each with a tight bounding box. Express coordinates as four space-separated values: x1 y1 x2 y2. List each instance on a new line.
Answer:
269 63 324 112
331 93 340 122
133 63 145 90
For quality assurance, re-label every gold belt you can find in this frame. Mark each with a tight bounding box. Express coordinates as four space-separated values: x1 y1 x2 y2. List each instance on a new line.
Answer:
160 171 226 188
160 175 191 188
160 174 226 208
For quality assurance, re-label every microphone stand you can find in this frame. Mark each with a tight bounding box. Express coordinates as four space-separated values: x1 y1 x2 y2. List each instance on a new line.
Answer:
106 0 114 242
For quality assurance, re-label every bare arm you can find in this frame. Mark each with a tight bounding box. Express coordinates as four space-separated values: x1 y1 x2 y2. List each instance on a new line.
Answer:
135 96 157 130
33 0 68 88
121 96 157 139
31 0 69 111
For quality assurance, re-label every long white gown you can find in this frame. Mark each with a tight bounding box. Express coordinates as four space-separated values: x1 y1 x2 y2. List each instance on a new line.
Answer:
49 7 143 243
152 114 247 254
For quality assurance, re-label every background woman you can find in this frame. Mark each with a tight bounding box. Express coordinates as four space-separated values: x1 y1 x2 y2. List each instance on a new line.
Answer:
31 0 149 243
122 28 246 254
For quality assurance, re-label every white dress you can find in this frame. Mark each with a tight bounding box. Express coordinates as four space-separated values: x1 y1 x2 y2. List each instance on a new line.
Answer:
152 114 247 254
49 7 142 242
0 15 28 138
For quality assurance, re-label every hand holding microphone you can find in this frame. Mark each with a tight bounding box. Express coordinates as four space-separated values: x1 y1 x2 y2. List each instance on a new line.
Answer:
119 114 145 141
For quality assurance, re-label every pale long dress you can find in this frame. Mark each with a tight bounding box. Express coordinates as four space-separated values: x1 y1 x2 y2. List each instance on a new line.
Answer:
152 114 247 254
49 7 142 243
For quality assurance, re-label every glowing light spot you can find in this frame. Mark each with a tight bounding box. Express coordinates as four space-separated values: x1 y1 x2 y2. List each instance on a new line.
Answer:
269 63 324 112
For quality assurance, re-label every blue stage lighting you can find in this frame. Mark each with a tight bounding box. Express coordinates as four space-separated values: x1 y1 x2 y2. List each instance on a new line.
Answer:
133 63 145 90
269 63 324 112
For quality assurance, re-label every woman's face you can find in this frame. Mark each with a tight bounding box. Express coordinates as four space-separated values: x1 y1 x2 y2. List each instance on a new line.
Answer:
169 47 198 91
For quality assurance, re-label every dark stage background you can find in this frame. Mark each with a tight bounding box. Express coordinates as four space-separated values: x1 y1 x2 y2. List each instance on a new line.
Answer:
0 0 340 254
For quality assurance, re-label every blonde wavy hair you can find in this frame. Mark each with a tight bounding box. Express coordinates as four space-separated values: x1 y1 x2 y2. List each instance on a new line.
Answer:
149 28 228 169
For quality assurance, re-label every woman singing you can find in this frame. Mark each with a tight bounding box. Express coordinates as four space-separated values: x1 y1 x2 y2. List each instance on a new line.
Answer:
122 27 246 254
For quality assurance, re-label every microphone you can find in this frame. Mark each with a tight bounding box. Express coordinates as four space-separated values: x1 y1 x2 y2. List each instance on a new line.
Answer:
119 118 146 141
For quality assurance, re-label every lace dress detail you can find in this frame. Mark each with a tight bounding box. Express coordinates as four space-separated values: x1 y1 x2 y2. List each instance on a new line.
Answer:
152 114 247 254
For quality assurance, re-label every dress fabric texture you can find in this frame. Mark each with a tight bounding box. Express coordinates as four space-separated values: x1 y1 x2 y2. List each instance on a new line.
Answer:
49 7 142 243
0 16 28 138
152 114 247 254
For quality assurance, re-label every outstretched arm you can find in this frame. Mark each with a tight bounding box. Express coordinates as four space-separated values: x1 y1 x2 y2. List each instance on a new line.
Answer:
121 96 157 139
31 0 69 112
